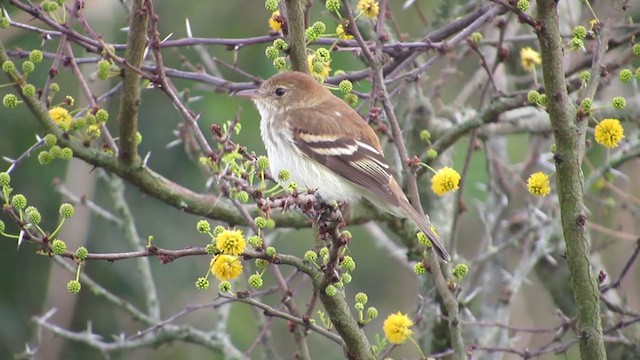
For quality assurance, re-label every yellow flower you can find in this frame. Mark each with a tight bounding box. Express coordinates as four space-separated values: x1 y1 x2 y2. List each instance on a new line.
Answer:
430 167 461 196
336 24 353 40
210 255 243 281
49 107 72 131
268 10 284 32
357 0 379 19
527 172 550 197
594 118 624 149
307 54 331 81
216 229 246 256
383 312 413 344
520 47 541 72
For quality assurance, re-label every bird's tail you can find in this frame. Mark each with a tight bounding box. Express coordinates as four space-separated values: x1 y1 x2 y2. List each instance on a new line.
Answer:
399 199 452 262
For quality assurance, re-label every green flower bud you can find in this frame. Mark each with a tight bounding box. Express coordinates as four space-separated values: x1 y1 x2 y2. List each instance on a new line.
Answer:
273 57 287 70
343 93 358 106
205 243 216 254
96 59 110 80
335 281 344 288
254 216 267 229
0 219 5 233
95 109 109 122
516 0 529 11
325 284 337 296
312 60 326 74
41 1 59 12
75 246 89 261
265 0 279 11
2 60 15 73
249 274 263 288
59 203 75 218
25 206 41 224
633 44 640 56
341 273 352 283
306 27 320 42
315 48 331 62
426 149 438 160
470 32 483 44
248 235 262 248
218 280 232 292
550 143 557 153
265 246 276 257
67 280 81 294
338 80 352 94
85 113 96 125
573 25 587 40
366 307 378 319
325 0 340 12
416 232 432 247
136 132 142 145
11 194 27 209
234 190 249 203
354 302 364 311
51 239 67 255
612 96 626 109
195 277 210 290
278 169 290 181
580 98 593 115
0 18 10 29
255 258 269 269
527 90 540 104
265 46 279 60
196 220 211 233
49 145 62 158
213 225 225 236
273 38 288 50
538 94 547 106
355 292 368 304
3 94 19 109
59 147 73 160
22 61 35 73
341 230 352 240
414 262 427 275
420 130 431 142
619 69 633 83
0 172 10 187
304 250 318 262
29 49 44 63
49 83 60 92
341 255 355 272
568 38 585 52
265 218 275 229
452 263 469 280
22 84 36 97
257 156 269 171
579 71 591 82
319 247 329 257
38 151 53 165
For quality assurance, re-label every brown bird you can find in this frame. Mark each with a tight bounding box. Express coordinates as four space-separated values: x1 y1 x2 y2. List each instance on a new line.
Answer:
234 71 451 261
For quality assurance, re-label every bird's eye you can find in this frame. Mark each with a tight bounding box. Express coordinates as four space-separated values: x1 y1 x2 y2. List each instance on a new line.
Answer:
274 87 287 97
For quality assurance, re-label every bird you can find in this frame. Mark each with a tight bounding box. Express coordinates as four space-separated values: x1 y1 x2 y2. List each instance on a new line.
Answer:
233 71 451 262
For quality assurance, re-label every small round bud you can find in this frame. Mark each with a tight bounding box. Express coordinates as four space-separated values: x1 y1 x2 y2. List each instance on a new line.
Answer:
612 96 626 109
273 39 288 50
426 149 438 160
59 203 75 218
264 0 279 11
470 32 483 44
85 113 96 125
96 59 110 80
3 94 18 109
341 273 352 284
633 44 640 56
341 230 352 240
248 235 262 248
265 246 276 257
265 46 279 60
265 218 275 229
95 109 109 122
2 60 15 73
22 61 35 73
51 239 67 255
416 232 431 247
306 27 320 42
354 302 364 311
325 284 337 296
278 169 290 181
573 25 587 40
65 96 74 106
0 18 10 29
213 225 225 236
580 98 593 115
11 194 27 209
414 263 427 275
516 0 529 11
326 0 340 12
527 90 540 104
254 216 267 228
619 69 633 83
248 274 263 288
218 280 232 292
319 247 329 257
344 93 358 106
67 280 81 294
49 145 62 158
538 94 547 106
335 281 344 288
195 277 210 290
366 307 378 319
29 49 44 63
0 220 5 233
341 256 356 272
205 243 216 254
196 220 211 233
568 38 585 52
338 80 352 94
0 172 10 187
273 57 287 70
312 60 326 74
38 151 53 165
234 191 249 203
136 132 142 145
550 143 557 153
452 263 469 280
420 129 431 142
49 83 60 92
579 71 591 82
304 250 318 262
59 147 73 160
255 258 269 269
25 206 41 224
256 156 269 171
75 246 89 261
41 1 59 12
22 84 36 97
355 292 368 304
315 48 331 62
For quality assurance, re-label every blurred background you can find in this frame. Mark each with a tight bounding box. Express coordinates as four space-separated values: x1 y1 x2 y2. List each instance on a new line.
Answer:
1 0 639 359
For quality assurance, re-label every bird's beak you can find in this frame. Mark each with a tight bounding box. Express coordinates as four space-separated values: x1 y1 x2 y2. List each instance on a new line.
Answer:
231 88 262 99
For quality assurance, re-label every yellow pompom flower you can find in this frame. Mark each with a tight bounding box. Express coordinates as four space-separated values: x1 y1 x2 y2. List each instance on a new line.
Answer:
357 0 379 19
210 255 243 281
336 24 353 40
594 118 624 149
216 229 246 256
430 167 461 196
527 172 551 197
268 10 284 32
49 107 72 131
520 47 541 72
307 54 331 81
383 312 413 344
